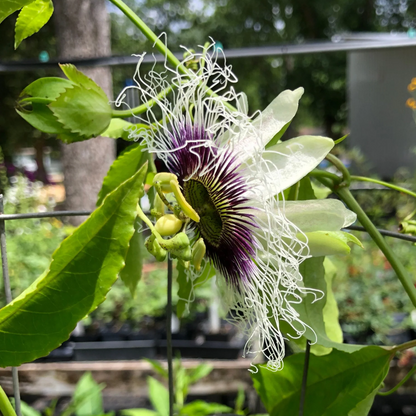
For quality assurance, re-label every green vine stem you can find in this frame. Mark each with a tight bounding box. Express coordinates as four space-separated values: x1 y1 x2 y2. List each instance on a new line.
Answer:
0 386 17 416
377 364 416 396
325 153 351 187
336 186 416 308
108 0 237 113
112 85 175 118
351 176 416 199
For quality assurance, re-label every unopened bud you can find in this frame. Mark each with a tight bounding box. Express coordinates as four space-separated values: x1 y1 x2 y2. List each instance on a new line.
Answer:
191 238 206 271
145 235 167 262
155 214 183 236
161 232 192 261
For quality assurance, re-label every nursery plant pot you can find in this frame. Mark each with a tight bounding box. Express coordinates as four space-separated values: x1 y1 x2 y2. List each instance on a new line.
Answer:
73 340 156 361
157 340 243 359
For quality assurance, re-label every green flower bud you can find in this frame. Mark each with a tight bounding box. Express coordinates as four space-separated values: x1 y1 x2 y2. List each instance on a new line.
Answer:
191 238 206 271
160 232 192 261
155 214 183 236
145 235 167 262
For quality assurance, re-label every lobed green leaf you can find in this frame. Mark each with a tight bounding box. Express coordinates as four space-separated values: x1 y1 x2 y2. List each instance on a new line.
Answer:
0 164 147 367
14 0 53 49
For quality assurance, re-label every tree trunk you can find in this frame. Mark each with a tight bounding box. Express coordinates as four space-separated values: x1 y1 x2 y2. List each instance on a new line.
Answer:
54 0 115 225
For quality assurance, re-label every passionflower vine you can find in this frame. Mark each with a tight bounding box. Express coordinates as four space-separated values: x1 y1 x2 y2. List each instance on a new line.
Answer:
116 45 356 371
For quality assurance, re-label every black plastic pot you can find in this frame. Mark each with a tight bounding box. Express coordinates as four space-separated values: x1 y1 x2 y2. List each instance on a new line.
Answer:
157 340 243 359
73 340 156 361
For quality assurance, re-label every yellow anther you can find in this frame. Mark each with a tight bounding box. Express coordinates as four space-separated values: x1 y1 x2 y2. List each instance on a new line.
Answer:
169 179 200 223
155 214 183 236
408 83 416 92
191 238 206 271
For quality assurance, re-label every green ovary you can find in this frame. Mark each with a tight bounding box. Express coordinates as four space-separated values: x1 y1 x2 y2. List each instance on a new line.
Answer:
183 179 223 247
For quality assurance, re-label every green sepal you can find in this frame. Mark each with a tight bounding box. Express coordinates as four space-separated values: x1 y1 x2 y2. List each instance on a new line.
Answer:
300 230 363 257
14 0 53 49
0 165 147 367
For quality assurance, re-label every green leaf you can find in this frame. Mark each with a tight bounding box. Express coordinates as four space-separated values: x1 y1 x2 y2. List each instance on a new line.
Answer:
121 410 159 416
147 377 169 416
0 164 147 367
14 0 53 49
322 258 343 345
120 218 144 297
252 346 392 416
97 143 148 206
73 373 104 416
0 0 35 24
188 363 213 384
348 383 381 416
144 358 168 378
101 119 150 141
50 85 112 138
176 261 215 318
281 257 361 353
12 400 41 416
180 401 233 416
97 144 149 296
59 64 108 100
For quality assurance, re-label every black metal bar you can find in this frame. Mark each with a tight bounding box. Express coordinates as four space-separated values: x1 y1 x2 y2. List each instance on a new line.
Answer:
0 195 21 416
167 257 174 416
344 225 416 243
299 341 311 416
0 211 92 221
2 38 416 72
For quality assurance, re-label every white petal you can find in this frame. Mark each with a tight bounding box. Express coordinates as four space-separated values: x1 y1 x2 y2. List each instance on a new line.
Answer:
257 135 334 198
232 88 304 158
253 87 304 147
284 199 357 233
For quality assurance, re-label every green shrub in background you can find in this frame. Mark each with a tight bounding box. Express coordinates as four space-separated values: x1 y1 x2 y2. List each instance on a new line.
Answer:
0 175 69 306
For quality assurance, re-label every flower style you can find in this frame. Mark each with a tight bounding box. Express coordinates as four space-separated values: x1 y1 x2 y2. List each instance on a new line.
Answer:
116 46 356 371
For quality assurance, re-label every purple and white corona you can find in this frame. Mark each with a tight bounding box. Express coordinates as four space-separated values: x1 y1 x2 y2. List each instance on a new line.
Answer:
116 45 356 371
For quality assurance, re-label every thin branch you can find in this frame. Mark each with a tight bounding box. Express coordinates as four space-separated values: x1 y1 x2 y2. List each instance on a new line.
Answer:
345 225 416 243
351 176 416 199
299 341 311 416
167 257 174 416
325 153 351 187
377 364 416 396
